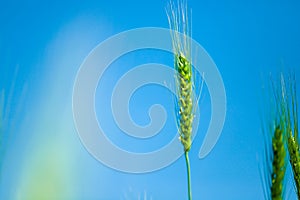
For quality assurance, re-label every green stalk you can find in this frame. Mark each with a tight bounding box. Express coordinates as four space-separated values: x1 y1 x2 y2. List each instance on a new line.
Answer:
185 151 192 200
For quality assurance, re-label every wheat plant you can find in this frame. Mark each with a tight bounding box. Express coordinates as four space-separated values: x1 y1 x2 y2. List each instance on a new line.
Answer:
279 73 300 198
261 76 288 200
262 124 287 200
167 1 195 199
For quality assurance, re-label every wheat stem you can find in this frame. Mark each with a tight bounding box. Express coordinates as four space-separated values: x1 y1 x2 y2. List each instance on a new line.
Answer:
185 151 192 200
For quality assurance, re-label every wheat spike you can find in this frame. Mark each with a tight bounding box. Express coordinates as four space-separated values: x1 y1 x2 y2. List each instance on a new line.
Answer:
261 76 287 200
176 53 193 152
279 73 300 198
167 0 194 153
270 126 286 200
167 1 195 199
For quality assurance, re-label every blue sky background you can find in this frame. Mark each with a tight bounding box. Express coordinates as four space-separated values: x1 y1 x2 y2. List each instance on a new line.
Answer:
1 0 300 199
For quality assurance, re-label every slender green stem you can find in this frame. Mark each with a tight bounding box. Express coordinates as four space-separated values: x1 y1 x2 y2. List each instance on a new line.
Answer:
185 151 192 200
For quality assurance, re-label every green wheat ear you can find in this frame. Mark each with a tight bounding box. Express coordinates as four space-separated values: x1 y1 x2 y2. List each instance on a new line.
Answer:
167 1 195 200
280 73 300 198
261 78 287 200
176 53 193 152
266 125 287 200
287 135 300 197
270 126 286 200
167 0 193 153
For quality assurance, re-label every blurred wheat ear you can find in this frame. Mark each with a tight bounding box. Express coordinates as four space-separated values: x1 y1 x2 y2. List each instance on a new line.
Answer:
261 76 287 200
271 126 286 200
279 73 300 198
166 1 195 200
262 125 287 200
